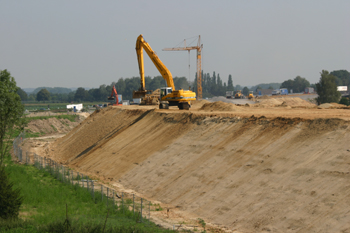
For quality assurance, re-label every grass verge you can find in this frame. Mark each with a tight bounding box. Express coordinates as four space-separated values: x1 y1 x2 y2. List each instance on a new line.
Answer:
1 156 173 232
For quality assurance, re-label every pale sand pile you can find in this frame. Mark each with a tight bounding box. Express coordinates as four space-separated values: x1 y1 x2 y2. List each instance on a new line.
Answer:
199 101 237 111
254 97 316 108
191 100 210 109
318 103 349 109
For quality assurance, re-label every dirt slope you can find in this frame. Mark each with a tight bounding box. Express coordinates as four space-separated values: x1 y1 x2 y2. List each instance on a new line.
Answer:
48 106 350 232
26 117 82 135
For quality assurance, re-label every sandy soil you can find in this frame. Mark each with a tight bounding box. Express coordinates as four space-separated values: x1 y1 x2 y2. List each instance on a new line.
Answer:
25 98 350 232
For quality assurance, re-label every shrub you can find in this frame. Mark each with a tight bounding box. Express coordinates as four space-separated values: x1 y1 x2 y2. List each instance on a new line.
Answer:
0 166 23 219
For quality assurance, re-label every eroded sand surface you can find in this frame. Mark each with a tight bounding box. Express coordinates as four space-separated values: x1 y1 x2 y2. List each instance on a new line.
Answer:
28 99 350 232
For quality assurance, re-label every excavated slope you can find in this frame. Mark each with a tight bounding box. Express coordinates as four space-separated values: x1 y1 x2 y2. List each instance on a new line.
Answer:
50 107 350 232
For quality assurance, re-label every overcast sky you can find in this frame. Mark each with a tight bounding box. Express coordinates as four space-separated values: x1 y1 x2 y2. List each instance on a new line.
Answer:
1 0 349 89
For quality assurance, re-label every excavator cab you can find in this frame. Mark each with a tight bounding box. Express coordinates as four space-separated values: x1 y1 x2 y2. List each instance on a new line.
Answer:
160 87 172 99
159 87 172 109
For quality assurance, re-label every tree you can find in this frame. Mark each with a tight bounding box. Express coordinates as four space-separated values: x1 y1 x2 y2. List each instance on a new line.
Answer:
17 88 27 101
36 88 51 101
227 75 234 91
0 69 25 165
281 76 310 93
293 76 310 93
339 97 349 106
331 70 350 88
0 69 24 219
74 87 89 102
0 166 23 219
316 70 341 104
242 87 249 96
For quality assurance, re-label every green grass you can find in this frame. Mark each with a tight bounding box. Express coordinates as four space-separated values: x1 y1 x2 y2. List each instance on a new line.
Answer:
1 157 173 232
24 102 106 111
24 114 79 123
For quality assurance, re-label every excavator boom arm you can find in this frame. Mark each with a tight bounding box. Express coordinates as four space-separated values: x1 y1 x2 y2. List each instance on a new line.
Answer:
136 35 175 90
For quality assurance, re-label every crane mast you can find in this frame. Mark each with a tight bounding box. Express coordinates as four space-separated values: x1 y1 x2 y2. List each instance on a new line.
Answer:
163 36 203 100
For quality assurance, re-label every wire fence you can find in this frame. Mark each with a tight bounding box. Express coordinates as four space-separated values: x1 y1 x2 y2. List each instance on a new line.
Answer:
12 132 154 227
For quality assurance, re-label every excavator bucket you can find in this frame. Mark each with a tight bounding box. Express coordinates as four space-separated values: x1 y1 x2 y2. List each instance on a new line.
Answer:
132 90 148 99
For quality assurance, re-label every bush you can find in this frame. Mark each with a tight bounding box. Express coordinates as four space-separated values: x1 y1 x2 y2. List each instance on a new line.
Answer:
339 97 349 106
0 166 23 220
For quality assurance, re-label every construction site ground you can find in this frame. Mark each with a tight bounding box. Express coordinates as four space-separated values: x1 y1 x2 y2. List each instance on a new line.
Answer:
20 95 350 232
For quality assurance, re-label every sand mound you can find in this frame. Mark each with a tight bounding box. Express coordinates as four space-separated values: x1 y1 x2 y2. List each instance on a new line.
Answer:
26 117 80 135
199 101 237 111
256 95 271 99
191 100 210 109
254 97 316 108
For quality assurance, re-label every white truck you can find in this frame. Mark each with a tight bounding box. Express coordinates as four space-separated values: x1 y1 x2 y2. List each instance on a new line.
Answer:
226 91 234 99
271 89 281 95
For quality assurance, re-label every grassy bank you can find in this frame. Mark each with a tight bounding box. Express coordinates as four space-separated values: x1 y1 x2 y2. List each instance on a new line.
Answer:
1 156 173 232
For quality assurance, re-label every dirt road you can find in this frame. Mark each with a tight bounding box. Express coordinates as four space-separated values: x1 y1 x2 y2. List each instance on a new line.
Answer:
27 98 350 232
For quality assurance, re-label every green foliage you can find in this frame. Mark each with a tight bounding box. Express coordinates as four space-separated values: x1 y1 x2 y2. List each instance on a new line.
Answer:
36 89 51 101
0 157 174 232
242 87 249 96
316 70 341 104
280 76 310 93
0 69 25 165
331 70 350 87
74 87 90 102
32 87 73 94
0 166 23 219
227 75 234 91
339 97 349 106
17 88 28 101
251 83 281 92
197 218 206 232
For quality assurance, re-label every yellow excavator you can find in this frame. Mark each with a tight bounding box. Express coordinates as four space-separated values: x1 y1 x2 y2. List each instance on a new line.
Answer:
248 91 255 99
133 34 196 110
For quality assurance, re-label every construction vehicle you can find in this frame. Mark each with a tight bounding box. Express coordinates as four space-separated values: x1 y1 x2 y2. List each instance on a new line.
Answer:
234 90 245 99
248 91 254 99
140 89 160 105
226 91 234 99
108 86 122 106
134 34 196 110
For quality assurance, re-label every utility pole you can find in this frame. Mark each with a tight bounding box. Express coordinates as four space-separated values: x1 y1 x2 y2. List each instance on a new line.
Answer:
163 36 203 100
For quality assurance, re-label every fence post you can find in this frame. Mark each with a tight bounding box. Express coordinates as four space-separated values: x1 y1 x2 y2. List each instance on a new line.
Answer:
71 171 73 185
101 185 103 202
61 165 64 182
86 176 89 191
92 181 94 201
113 190 115 211
82 174 84 188
141 198 143 223
149 201 151 226
122 192 124 215
107 188 109 208
133 194 135 216
77 172 80 186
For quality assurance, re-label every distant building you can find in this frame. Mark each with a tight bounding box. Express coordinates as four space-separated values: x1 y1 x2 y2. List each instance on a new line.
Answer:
304 87 314 94
257 89 273 96
67 103 83 112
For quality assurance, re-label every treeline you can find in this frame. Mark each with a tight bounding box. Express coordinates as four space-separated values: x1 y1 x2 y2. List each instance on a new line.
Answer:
16 69 350 102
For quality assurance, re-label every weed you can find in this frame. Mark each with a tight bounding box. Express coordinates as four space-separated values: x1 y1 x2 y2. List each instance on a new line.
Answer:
198 218 206 233
155 204 163 211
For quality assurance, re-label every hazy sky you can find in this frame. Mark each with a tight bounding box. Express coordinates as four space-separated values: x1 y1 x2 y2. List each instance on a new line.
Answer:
1 0 349 89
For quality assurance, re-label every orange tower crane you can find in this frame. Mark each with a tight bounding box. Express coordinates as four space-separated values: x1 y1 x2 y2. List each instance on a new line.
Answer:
163 36 203 100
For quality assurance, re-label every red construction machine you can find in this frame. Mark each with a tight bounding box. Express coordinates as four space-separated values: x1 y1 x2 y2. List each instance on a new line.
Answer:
108 86 122 106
